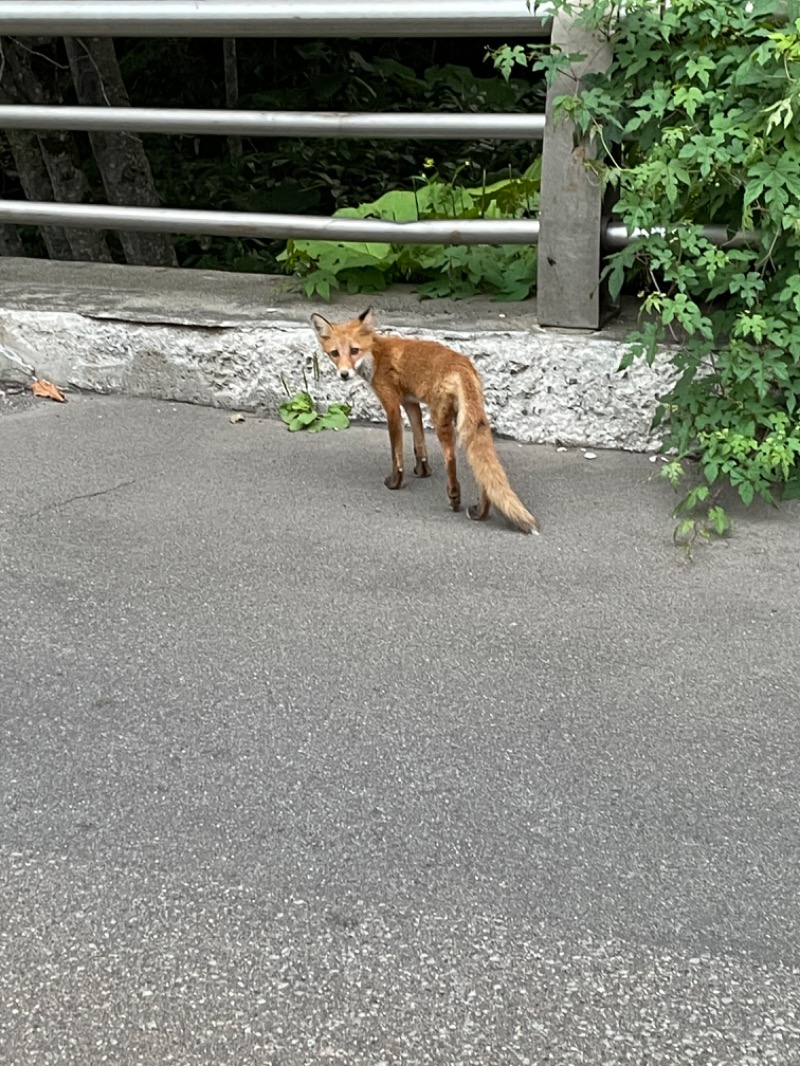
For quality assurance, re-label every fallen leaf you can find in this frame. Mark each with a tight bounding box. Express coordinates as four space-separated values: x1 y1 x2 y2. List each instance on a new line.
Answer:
229 412 246 424
31 379 66 403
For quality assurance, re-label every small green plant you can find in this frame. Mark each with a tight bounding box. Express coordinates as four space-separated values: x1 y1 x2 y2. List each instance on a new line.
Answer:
279 368 351 432
661 458 732 557
279 391 351 432
278 162 540 301
496 0 800 539
672 506 733 557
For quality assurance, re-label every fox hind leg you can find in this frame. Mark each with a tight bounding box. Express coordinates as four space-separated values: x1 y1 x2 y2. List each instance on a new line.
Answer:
434 417 461 512
402 400 431 478
468 490 491 523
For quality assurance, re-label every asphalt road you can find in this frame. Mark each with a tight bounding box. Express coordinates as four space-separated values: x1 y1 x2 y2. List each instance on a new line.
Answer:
2 395 800 1065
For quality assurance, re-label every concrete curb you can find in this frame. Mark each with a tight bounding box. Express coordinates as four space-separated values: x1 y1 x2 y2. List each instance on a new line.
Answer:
0 257 673 450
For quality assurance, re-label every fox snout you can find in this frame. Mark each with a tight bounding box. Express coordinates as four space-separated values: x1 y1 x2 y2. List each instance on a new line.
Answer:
339 366 355 381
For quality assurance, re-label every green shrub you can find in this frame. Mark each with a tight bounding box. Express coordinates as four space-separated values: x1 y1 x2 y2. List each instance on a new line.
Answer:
498 0 800 532
278 161 540 301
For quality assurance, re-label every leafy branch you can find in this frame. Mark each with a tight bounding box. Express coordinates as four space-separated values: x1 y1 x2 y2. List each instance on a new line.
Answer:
497 0 800 539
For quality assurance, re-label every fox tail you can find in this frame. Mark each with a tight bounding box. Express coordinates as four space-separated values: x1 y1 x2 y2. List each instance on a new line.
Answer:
455 377 538 534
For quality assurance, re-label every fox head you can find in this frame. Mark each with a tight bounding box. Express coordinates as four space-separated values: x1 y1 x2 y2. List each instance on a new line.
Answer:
310 307 376 383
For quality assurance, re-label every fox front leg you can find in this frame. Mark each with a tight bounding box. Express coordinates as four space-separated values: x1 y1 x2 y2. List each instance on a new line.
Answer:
383 401 405 490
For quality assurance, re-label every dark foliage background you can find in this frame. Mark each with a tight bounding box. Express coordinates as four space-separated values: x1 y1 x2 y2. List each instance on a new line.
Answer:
0 35 544 274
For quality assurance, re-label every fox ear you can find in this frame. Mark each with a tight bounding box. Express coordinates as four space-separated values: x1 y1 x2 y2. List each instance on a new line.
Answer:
310 313 332 339
358 307 375 330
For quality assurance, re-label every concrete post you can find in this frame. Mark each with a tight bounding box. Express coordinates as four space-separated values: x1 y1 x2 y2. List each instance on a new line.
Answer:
537 2 612 330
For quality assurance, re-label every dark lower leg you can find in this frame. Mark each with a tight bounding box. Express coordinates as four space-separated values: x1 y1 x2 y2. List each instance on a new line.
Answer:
435 420 460 511
403 401 431 477
383 406 405 489
468 489 491 522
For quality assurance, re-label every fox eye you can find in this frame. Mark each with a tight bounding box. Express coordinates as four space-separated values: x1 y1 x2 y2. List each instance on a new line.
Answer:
330 348 339 357
350 346 360 356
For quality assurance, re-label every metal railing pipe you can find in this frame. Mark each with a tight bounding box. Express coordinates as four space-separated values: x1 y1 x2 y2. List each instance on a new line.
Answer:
0 106 547 141
0 1 553 38
603 222 759 250
0 201 541 245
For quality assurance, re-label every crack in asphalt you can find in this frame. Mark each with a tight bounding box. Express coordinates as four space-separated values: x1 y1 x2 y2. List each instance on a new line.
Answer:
14 478 139 520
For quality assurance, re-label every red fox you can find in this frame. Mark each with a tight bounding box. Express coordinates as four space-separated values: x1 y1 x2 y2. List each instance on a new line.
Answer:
310 308 538 534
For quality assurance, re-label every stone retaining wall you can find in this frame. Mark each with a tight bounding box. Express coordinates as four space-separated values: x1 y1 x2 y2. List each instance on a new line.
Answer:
0 258 672 450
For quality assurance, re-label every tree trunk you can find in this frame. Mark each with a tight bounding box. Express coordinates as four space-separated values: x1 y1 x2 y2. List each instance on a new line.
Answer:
0 222 25 257
2 126 73 259
38 126 114 261
0 36 111 261
223 38 243 161
64 36 176 267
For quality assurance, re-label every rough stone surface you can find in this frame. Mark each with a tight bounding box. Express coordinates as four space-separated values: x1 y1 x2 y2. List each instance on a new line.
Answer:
0 257 673 450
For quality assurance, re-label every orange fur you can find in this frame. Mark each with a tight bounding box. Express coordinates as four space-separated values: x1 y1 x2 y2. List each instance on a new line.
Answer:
310 308 538 534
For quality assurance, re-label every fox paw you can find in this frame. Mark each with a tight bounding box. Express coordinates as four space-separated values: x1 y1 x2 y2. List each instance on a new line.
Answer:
384 470 404 490
414 457 432 478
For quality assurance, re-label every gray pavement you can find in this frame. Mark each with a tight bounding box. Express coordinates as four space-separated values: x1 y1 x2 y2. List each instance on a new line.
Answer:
2 394 800 1065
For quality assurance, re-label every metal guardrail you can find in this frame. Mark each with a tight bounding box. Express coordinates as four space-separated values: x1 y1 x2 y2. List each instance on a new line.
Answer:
605 221 759 250
0 106 547 141
603 223 758 251
0 201 542 245
0 102 545 246
0 4 550 252
2 2 615 321
0 1 553 38
0 1 753 329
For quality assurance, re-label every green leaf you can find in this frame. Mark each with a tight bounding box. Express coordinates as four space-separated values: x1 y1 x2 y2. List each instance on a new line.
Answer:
319 410 350 430
707 506 732 537
280 392 314 419
288 410 318 431
738 481 755 506
703 461 719 484
491 44 529 82
685 56 716 88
